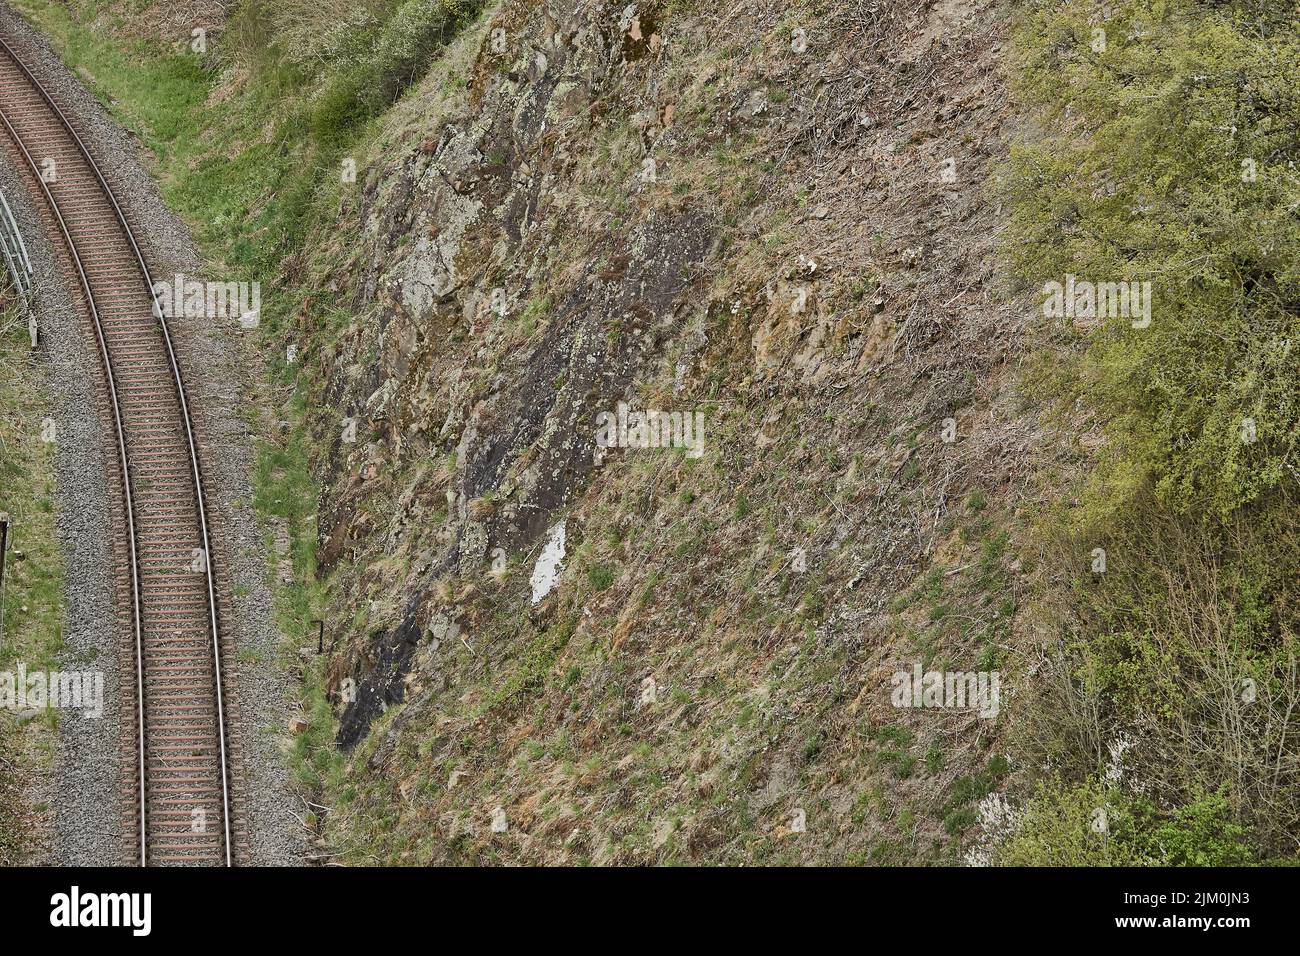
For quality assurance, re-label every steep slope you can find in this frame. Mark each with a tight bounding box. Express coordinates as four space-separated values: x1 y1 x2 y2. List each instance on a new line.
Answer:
302 0 1031 864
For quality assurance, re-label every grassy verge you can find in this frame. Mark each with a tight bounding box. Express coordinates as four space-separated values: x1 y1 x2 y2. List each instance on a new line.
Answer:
250 392 341 802
1003 0 1299 863
0 305 64 864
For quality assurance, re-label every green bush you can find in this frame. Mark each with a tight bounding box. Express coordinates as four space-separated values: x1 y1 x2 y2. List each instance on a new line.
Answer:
1137 789 1255 867
996 780 1254 866
1009 0 1299 522
1006 0 1300 862
307 0 480 146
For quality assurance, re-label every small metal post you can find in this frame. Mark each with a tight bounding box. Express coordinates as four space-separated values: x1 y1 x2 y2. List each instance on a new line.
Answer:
317 619 324 655
0 514 9 645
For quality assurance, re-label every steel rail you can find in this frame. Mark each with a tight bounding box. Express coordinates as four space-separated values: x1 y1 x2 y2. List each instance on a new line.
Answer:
0 33 232 866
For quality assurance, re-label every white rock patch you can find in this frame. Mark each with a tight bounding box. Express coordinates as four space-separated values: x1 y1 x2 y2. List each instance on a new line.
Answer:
529 520 566 604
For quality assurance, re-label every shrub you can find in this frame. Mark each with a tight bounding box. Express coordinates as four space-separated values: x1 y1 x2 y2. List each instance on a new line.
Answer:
1008 0 1300 522
308 0 480 147
995 780 1254 866
1006 0 1300 861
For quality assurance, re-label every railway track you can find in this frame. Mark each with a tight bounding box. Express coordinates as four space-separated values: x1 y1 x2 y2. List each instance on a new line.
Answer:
0 33 239 865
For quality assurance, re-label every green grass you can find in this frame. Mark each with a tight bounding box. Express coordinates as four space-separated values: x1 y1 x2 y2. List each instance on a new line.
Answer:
0 321 62 670
14 1 207 151
0 307 65 862
11 0 281 280
586 562 616 592
939 755 1010 837
251 393 340 793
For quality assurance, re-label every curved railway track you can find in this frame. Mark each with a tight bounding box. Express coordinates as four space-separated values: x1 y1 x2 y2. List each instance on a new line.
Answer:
0 33 237 865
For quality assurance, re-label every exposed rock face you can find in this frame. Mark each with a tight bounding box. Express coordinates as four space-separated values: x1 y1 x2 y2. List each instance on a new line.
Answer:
336 602 422 749
326 0 717 745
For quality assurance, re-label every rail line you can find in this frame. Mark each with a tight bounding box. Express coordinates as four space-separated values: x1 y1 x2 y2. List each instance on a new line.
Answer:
0 32 236 865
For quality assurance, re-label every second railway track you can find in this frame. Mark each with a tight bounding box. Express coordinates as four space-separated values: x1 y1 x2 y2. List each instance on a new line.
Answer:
0 32 240 865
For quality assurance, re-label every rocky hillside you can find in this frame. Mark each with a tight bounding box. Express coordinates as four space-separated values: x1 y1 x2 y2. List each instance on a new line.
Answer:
303 0 1041 864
